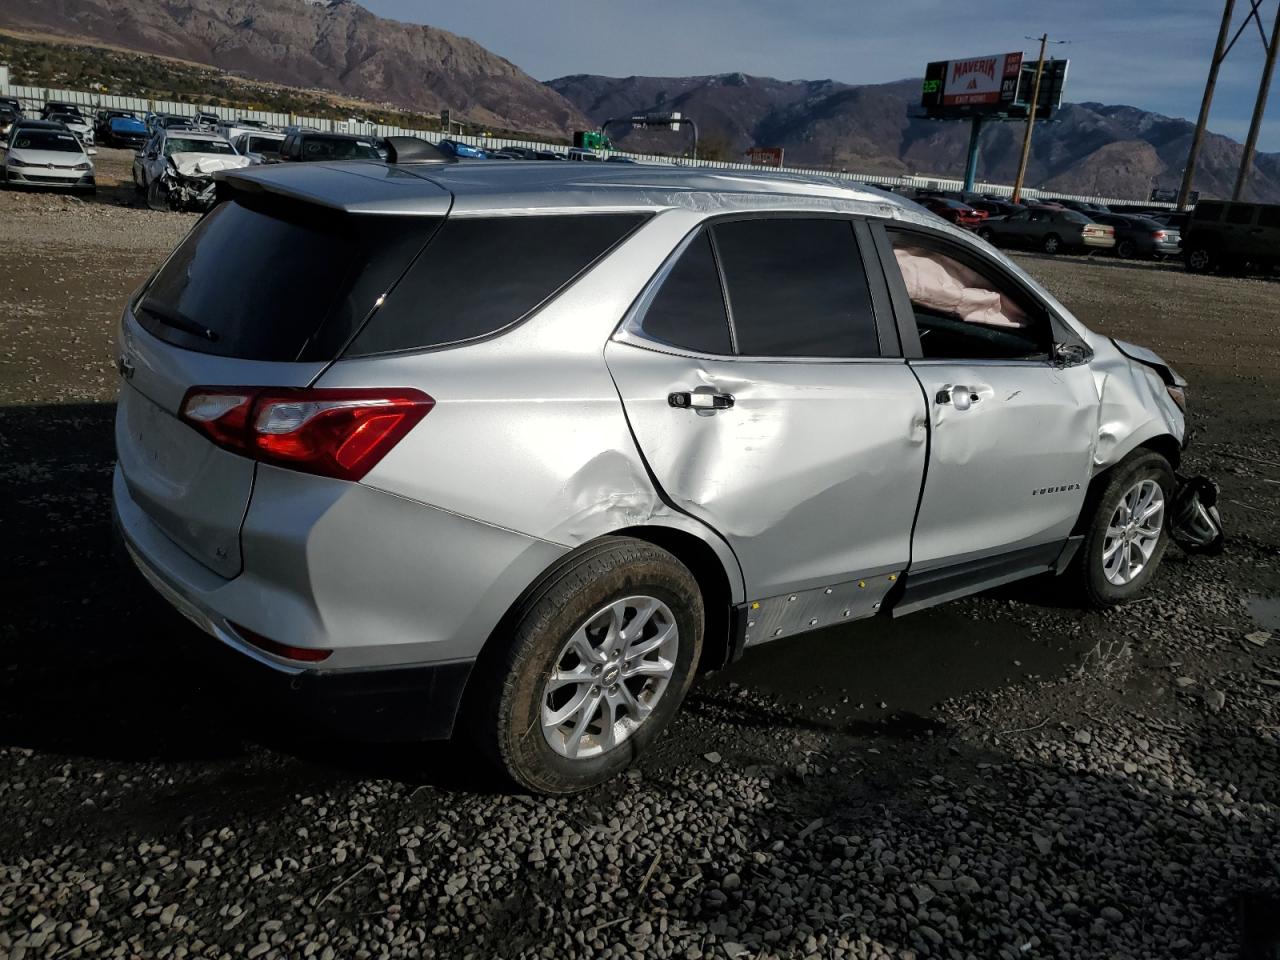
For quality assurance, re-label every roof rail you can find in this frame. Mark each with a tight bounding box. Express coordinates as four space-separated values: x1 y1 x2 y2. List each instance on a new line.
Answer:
384 136 451 164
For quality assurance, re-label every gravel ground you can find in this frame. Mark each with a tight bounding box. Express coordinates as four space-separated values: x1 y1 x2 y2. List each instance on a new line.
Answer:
1 172 1278 959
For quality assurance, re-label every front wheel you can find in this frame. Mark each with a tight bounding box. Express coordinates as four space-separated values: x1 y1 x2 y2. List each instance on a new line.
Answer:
1067 450 1173 607
146 179 170 211
1042 233 1061 254
471 537 704 794
1185 245 1215 274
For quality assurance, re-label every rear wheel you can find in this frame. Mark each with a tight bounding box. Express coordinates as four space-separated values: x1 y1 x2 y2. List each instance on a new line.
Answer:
1116 238 1136 259
1067 450 1173 607
1042 233 1062 254
1185 244 1216 274
471 537 704 794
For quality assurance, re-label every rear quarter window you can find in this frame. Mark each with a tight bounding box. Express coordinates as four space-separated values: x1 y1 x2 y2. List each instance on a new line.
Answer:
1259 207 1280 229
1226 205 1256 225
345 214 647 356
1194 202 1224 222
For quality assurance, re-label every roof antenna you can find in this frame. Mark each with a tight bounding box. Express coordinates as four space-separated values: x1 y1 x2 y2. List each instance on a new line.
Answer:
383 136 452 164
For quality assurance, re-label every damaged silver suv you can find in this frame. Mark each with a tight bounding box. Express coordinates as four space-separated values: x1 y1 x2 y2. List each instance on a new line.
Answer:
113 149 1221 793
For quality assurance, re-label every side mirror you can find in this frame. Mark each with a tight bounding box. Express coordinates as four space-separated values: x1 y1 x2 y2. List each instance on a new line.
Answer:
1054 342 1089 367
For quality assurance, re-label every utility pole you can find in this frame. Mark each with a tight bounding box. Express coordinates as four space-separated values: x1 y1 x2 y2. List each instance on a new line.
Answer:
962 115 984 193
1179 0 1236 209
1011 34 1048 204
1233 0 1280 199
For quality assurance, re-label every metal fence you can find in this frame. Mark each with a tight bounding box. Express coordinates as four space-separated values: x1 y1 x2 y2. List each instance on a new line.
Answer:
0 81 1173 208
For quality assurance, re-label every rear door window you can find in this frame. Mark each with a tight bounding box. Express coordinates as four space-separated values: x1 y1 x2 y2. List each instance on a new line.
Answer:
137 198 439 362
346 214 647 356
712 218 881 358
1226 205 1256 225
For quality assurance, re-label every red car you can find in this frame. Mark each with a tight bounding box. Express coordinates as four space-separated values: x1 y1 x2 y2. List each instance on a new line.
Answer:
917 196 989 230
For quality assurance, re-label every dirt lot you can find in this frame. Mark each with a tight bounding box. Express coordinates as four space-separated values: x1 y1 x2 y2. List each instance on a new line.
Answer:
1 154 1278 960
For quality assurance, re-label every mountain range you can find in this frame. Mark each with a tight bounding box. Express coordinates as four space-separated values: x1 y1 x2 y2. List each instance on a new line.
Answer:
2 0 1277 201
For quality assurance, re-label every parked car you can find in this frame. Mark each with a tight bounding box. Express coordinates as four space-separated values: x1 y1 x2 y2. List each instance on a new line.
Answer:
231 131 287 164
1151 211 1190 235
0 107 19 142
145 113 193 136
1092 213 1182 260
604 155 639 164
105 115 148 150
47 111 94 147
94 109 138 141
277 132 384 162
1182 200 1280 276
194 111 220 130
2 126 95 193
435 138 488 159
490 146 539 160
41 102 84 121
132 129 248 211
979 207 1115 254
916 196 987 230
1054 198 1111 216
969 199 1025 219
567 147 603 161
0 96 24 118
113 159 1217 793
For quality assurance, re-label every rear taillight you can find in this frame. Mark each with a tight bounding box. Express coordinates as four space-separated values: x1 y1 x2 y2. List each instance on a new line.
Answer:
180 387 434 481
1153 230 1167 240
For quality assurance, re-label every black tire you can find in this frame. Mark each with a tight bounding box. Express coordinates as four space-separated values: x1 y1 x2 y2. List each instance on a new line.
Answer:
146 179 169 212
1116 239 1136 259
1067 450 1174 608
469 537 704 795
1042 233 1062 255
1185 244 1216 274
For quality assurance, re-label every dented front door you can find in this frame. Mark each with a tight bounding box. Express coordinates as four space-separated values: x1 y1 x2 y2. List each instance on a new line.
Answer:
605 343 928 599
906 360 1098 568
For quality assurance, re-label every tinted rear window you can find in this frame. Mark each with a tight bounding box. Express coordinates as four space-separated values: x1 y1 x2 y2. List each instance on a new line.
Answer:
712 218 880 358
137 199 439 361
1194 202 1223 222
1226 205 1255 225
346 214 646 356
1260 207 1280 229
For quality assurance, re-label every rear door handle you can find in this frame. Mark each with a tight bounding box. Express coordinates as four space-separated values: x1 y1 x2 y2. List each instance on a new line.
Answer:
669 391 734 411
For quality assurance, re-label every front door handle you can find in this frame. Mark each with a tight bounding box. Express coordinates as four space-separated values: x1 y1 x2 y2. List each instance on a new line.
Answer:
669 391 735 411
936 384 981 410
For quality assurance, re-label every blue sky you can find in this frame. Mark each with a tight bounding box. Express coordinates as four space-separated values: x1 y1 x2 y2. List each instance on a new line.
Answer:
363 0 1280 151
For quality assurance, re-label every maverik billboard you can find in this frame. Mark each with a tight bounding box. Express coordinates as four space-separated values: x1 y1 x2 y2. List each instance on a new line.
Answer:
922 52 1023 114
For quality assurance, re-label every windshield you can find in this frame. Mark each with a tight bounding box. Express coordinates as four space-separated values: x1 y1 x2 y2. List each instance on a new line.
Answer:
165 138 235 156
50 114 82 125
11 131 82 153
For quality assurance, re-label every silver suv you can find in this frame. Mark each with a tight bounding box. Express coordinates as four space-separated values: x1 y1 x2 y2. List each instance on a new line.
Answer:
113 154 1213 793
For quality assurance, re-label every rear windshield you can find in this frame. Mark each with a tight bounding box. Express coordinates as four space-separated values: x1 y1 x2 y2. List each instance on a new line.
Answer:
247 136 282 153
136 198 440 362
345 214 647 356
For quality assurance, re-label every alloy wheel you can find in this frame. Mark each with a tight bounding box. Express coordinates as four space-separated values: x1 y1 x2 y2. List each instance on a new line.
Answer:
541 595 679 760
1188 248 1211 272
1102 479 1165 586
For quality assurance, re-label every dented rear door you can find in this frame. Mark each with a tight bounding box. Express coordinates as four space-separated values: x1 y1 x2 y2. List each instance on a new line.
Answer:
606 216 927 601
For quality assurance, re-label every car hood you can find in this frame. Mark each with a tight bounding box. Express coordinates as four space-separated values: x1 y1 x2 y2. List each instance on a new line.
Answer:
170 152 250 176
111 120 147 133
9 147 88 166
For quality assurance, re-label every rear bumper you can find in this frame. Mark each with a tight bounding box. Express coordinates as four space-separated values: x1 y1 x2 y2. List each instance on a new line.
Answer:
113 462 568 738
1082 235 1115 249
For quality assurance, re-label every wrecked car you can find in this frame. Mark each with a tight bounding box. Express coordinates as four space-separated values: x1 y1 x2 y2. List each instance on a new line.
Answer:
112 152 1221 794
131 130 248 212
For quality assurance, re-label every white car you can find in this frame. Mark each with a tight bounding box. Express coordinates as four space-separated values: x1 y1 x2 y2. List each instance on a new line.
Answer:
133 129 249 211
46 111 94 148
2 125 95 192
230 130 286 164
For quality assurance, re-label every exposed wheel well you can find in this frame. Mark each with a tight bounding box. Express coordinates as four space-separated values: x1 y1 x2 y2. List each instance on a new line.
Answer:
613 526 734 674
1073 437 1181 536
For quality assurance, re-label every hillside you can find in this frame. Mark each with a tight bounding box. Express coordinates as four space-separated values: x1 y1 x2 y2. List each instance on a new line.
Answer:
0 0 589 137
548 73 1280 202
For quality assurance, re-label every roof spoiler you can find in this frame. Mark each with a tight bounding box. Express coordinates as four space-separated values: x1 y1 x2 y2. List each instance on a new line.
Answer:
384 136 452 164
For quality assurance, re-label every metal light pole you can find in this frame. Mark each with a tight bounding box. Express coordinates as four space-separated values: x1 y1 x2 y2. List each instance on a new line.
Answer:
962 115 984 192
1011 34 1048 204
1179 0 1236 209
1233 0 1280 199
